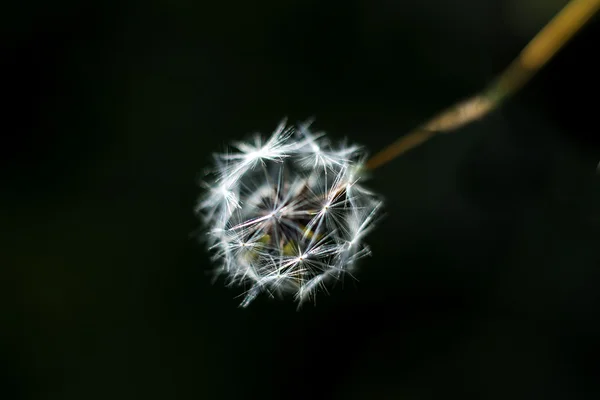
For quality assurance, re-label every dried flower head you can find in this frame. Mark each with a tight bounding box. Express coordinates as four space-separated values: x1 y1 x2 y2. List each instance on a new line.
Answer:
196 120 382 307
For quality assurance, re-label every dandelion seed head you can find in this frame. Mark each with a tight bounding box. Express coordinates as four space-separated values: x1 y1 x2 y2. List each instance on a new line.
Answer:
196 120 383 307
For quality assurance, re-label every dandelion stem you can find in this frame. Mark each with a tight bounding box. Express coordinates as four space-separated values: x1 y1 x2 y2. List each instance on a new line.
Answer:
366 0 600 171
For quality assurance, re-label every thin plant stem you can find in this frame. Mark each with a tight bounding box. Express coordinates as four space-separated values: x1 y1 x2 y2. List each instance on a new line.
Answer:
366 0 600 171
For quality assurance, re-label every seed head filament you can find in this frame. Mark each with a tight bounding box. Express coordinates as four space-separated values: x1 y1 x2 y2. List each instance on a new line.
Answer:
197 121 382 307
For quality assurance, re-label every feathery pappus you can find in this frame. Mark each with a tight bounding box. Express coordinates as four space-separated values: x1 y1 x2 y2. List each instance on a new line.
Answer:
196 120 382 308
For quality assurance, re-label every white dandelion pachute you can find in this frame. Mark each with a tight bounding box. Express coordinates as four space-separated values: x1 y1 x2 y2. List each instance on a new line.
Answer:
196 120 382 307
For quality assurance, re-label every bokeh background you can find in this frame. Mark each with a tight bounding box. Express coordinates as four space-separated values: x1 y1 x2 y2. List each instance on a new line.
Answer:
3 0 600 398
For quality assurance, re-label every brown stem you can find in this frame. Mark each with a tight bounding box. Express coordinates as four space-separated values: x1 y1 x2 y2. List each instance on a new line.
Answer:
366 0 600 171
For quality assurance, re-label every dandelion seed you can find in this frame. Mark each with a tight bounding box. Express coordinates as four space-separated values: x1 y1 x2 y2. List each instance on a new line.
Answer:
196 120 383 307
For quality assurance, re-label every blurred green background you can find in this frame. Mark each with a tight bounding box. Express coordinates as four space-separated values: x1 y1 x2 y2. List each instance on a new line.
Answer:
3 0 600 399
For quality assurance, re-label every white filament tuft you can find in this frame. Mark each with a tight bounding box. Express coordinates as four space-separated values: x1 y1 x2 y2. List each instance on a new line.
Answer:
196 120 383 307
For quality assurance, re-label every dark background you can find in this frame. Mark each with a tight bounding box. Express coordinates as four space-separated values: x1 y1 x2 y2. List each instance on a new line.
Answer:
3 0 600 399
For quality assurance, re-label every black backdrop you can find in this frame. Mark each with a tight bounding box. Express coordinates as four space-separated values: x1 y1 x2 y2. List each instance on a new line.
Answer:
3 1 600 399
